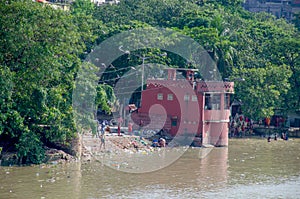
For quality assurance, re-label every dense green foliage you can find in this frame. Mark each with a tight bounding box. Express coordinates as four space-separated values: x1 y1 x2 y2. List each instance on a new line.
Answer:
91 0 299 120
0 0 113 163
0 0 299 163
0 0 84 163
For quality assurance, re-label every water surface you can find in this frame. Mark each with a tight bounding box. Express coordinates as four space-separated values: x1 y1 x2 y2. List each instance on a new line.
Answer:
1 138 299 198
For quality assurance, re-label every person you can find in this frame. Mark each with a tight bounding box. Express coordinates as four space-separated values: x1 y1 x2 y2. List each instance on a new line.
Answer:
139 119 144 127
100 126 110 150
285 133 288 141
152 139 159 147
117 124 121 136
259 119 262 126
265 117 271 128
159 138 166 147
189 73 193 81
267 136 271 142
96 121 102 138
128 122 133 135
274 134 277 141
250 119 254 130
118 117 123 126
101 120 106 132
281 132 287 140
193 81 197 90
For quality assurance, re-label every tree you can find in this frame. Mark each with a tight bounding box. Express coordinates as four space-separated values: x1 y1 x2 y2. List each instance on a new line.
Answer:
71 0 104 56
0 66 13 135
71 0 95 16
1 0 300 163
0 0 83 163
206 0 244 7
92 0 300 121
269 37 300 110
292 12 300 31
231 64 292 120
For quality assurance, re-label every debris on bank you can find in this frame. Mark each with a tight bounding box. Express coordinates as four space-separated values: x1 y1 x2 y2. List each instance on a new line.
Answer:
44 148 77 164
0 148 77 166
81 131 169 162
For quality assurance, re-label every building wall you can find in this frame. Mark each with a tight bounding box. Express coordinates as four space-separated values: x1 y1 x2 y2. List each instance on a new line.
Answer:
92 0 120 6
137 80 200 137
130 79 233 146
243 0 300 20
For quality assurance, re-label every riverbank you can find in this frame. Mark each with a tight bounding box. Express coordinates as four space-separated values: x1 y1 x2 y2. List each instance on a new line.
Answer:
2 126 299 166
252 126 300 137
0 134 81 166
0 131 157 166
81 132 156 162
0 147 77 166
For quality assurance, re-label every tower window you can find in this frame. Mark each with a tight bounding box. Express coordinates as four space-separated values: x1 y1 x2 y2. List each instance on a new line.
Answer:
167 94 173 101
157 93 163 100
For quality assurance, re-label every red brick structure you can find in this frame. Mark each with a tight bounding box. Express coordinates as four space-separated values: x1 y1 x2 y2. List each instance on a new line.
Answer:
131 68 234 147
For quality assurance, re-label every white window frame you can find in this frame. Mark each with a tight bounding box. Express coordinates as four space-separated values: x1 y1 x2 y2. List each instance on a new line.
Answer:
192 95 197 102
157 93 163 100
167 94 173 101
184 94 190 101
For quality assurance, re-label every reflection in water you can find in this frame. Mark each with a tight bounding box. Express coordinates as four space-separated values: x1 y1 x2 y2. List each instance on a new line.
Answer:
0 139 300 198
79 147 229 199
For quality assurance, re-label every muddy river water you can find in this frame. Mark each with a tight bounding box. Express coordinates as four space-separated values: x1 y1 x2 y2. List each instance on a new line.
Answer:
1 138 300 199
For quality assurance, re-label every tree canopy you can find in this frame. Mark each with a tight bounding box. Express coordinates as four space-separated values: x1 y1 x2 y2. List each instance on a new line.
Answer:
0 0 113 163
92 0 300 118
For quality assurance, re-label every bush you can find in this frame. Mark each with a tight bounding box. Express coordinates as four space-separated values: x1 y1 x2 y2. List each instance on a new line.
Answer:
16 130 45 164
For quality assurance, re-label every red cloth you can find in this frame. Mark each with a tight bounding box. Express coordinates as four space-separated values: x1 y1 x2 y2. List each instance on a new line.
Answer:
265 117 271 126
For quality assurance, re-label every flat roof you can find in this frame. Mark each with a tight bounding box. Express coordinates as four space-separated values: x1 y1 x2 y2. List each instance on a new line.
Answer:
164 68 199 71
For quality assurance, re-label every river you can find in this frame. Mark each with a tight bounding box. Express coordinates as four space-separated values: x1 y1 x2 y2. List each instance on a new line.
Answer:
1 138 300 199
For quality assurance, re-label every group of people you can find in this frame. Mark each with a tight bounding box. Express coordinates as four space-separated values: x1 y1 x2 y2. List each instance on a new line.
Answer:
152 138 166 147
97 120 111 150
267 132 288 142
259 117 286 128
96 118 168 150
230 113 254 137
